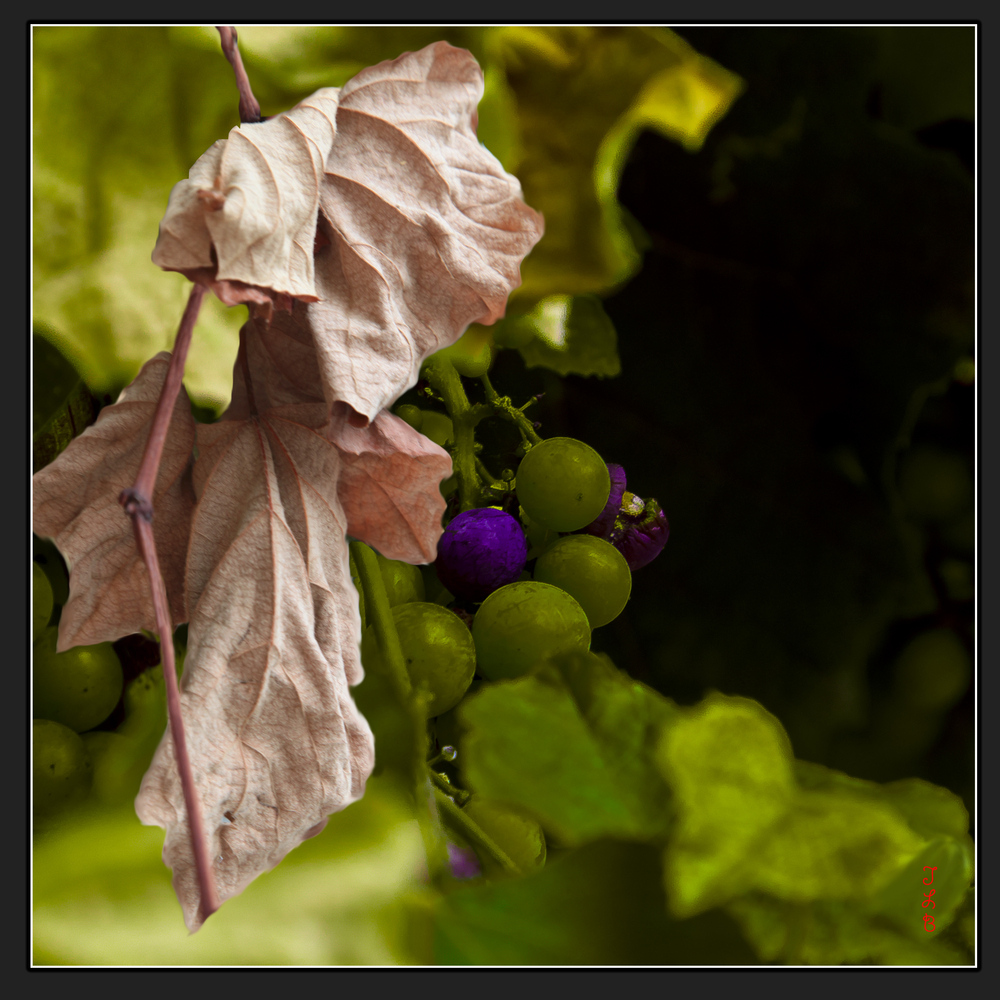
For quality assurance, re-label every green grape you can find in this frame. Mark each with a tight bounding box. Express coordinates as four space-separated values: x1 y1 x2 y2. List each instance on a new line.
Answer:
117 669 168 755
462 796 546 876
893 629 971 712
361 602 476 717
33 562 53 640
472 581 590 681
394 403 423 431
81 730 140 807
533 534 632 628
421 411 454 449
516 437 611 532
492 316 536 350
448 340 493 377
376 551 426 607
33 628 124 733
33 718 92 819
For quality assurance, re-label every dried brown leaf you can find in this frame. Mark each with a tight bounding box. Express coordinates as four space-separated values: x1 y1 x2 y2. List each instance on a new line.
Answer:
31 353 194 650
136 336 447 929
303 41 544 422
152 89 341 305
153 41 544 423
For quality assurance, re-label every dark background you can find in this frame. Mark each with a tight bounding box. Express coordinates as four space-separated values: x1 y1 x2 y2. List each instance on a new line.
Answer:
481 26 975 821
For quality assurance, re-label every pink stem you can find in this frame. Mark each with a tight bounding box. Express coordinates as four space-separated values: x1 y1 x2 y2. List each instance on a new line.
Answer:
132 516 220 925
119 281 219 924
121 283 205 521
216 26 262 123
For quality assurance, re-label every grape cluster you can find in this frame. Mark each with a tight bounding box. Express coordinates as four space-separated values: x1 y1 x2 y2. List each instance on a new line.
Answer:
355 402 671 878
31 554 168 827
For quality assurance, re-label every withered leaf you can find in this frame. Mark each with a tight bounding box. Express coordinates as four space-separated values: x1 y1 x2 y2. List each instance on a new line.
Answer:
153 41 545 424
32 353 194 650
152 89 341 307
134 325 452 930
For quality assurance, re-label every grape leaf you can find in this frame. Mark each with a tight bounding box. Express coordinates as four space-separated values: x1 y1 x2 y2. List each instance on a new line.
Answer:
458 651 676 845
32 353 195 650
513 294 622 377
135 316 455 930
492 26 743 301
152 87 341 307
656 694 928 922
153 41 545 424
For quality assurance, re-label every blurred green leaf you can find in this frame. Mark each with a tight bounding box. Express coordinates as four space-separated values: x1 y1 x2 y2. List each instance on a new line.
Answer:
33 26 246 408
514 295 621 378
433 839 757 965
33 775 429 966
493 26 743 302
32 332 85 432
656 693 796 916
867 836 973 940
725 892 970 966
753 790 924 902
657 694 929 925
459 651 676 846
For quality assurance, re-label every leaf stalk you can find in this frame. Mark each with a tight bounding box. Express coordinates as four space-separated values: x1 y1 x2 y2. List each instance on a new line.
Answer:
118 280 219 925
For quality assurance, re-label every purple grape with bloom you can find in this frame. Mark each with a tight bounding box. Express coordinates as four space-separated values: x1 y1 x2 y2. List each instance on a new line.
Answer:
582 464 669 571
435 507 528 602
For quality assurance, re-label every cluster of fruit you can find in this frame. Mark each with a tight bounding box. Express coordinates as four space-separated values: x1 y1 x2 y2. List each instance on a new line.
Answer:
31 561 170 828
353 428 670 878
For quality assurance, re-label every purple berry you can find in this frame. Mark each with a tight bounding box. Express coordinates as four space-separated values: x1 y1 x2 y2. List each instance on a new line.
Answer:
611 494 670 571
447 842 482 879
582 463 627 539
435 507 528 602
582 466 670 571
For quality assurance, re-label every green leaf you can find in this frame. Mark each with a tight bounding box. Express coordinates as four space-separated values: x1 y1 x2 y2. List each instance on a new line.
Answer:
33 774 429 965
514 295 622 378
794 761 972 842
33 27 249 408
33 332 85 432
433 839 757 965
655 693 796 917
32 378 100 474
493 26 743 302
458 651 676 846
753 789 925 902
867 836 973 939
725 893 971 966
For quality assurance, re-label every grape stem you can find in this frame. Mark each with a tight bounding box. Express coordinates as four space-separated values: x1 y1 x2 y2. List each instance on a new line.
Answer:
480 373 543 446
421 355 483 512
349 540 450 882
118 281 220 926
431 785 523 877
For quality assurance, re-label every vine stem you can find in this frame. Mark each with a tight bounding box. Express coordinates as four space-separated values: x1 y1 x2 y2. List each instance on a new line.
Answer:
349 541 450 882
480 372 543 446
216 26 261 124
118 281 219 925
421 355 482 512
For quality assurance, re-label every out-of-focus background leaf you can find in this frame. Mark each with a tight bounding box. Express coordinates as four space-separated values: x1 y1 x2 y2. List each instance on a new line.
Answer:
32 774 431 965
